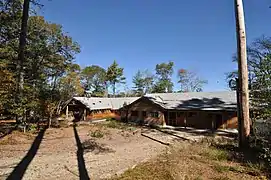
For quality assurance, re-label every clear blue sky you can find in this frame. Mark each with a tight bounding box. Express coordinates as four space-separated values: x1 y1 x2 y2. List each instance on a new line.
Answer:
41 0 271 92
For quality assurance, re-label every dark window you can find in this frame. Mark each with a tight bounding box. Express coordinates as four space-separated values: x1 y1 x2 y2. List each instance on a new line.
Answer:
131 111 138 116
216 114 222 121
188 112 197 117
169 112 176 119
150 112 159 118
177 112 184 117
215 114 223 129
207 114 213 118
142 111 147 117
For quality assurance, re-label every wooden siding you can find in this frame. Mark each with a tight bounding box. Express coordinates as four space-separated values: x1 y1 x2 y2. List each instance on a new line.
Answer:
86 109 122 120
224 111 238 129
165 110 237 129
126 99 165 125
125 98 238 129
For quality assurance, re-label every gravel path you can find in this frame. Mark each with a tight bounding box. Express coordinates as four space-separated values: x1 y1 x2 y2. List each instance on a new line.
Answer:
0 125 166 180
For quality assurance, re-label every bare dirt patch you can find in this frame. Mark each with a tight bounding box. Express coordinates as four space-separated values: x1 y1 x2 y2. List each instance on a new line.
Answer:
0 123 166 180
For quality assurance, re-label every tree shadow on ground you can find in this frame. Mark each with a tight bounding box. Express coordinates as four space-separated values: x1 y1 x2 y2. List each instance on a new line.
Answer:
6 126 47 180
73 125 90 180
165 127 238 139
145 123 237 142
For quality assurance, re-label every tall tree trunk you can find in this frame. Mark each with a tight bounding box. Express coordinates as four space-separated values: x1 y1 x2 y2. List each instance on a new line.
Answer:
234 0 250 147
113 82 116 98
16 0 30 122
49 113 52 128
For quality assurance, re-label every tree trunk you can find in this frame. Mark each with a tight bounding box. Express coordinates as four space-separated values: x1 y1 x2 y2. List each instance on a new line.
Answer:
16 0 30 123
49 114 52 128
113 82 116 98
234 0 250 147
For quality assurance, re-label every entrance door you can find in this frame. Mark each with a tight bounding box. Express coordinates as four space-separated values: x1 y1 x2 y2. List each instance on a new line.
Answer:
214 114 223 129
169 112 176 126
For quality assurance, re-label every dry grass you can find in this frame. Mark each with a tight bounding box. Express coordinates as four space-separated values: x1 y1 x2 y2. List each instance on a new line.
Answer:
103 119 137 131
110 142 268 180
0 130 34 145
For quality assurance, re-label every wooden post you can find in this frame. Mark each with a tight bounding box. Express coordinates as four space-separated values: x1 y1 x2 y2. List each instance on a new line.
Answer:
66 106 69 119
234 0 250 147
184 112 187 129
223 112 227 129
211 117 215 133
174 111 177 126
167 111 170 126
83 109 86 121
163 111 167 127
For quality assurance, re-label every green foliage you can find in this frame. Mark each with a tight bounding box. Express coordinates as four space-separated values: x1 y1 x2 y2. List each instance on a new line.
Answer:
59 66 84 100
105 119 132 130
106 120 120 128
153 61 174 93
90 129 104 138
132 70 154 96
27 123 38 133
227 37 271 163
178 69 207 92
0 62 16 114
200 147 229 161
106 60 126 96
81 65 106 96
0 0 81 120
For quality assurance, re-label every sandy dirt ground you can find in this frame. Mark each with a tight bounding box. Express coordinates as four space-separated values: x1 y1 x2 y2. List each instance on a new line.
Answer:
0 124 167 180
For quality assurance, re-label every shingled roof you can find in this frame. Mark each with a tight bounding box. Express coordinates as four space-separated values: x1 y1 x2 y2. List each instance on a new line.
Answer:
72 97 139 110
144 91 237 110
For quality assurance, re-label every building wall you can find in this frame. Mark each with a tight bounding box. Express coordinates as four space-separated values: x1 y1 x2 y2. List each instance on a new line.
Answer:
165 110 237 129
125 99 238 129
223 111 238 129
126 100 165 125
86 109 121 120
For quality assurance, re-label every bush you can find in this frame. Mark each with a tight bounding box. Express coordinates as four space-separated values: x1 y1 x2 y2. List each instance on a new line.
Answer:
250 138 271 169
27 123 38 133
106 118 115 121
90 129 104 138
106 120 119 129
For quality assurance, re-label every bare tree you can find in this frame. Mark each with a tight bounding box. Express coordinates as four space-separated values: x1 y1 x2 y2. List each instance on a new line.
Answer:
234 0 250 147
178 69 207 92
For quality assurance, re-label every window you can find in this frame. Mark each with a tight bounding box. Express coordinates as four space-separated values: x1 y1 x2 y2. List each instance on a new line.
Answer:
150 112 159 118
131 111 138 116
169 112 176 119
188 112 197 117
177 112 184 117
142 111 147 117
207 114 213 118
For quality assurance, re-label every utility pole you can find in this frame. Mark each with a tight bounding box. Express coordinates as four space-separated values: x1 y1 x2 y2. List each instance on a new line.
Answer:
234 0 250 147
